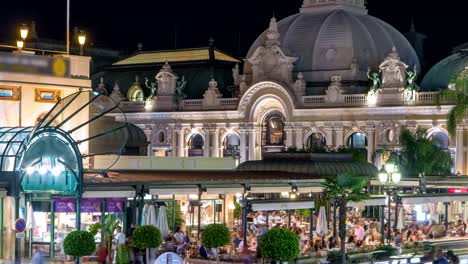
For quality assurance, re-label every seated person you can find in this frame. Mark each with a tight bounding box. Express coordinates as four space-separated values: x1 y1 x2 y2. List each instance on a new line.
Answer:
176 231 190 254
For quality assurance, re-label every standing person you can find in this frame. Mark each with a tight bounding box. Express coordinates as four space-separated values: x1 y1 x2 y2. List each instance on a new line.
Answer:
354 222 365 247
31 245 45 264
113 226 126 264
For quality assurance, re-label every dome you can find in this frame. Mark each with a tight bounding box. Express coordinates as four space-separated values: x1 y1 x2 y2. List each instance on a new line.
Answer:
421 48 468 91
246 1 420 83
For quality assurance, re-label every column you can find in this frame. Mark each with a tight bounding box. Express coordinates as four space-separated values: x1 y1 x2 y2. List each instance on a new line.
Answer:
204 129 211 157
323 126 333 146
248 127 256 160
212 129 220 157
177 130 185 157
144 129 152 156
366 126 375 164
240 128 247 163
456 127 464 174
285 126 294 148
335 126 344 147
294 127 303 149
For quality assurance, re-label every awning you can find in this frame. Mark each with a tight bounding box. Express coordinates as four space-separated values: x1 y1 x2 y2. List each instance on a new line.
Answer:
370 179 420 187
400 194 468 204
250 200 314 211
150 187 199 196
347 196 386 207
0 188 7 197
206 187 244 194
250 186 291 193
298 186 323 193
83 190 135 198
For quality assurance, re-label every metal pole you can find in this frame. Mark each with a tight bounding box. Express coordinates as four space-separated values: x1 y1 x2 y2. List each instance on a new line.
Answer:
387 190 391 245
288 210 292 228
333 199 337 238
242 194 248 245
50 199 55 259
0 197 3 259
266 211 269 230
445 202 449 237
101 199 105 242
380 205 385 245
66 0 70 55
213 200 216 224
197 192 202 240
309 208 314 240
14 192 21 263
394 197 398 232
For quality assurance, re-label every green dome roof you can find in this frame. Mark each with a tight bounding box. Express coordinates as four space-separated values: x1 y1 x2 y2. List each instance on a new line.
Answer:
421 49 468 91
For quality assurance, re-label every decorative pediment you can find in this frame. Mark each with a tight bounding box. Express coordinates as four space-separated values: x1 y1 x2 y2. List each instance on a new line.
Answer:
203 79 223 107
379 47 408 88
156 62 177 95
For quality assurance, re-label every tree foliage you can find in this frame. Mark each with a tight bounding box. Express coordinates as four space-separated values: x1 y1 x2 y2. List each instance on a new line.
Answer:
399 128 452 176
321 174 369 264
437 69 468 137
63 231 96 257
259 228 299 262
132 225 162 250
166 202 185 232
201 224 231 249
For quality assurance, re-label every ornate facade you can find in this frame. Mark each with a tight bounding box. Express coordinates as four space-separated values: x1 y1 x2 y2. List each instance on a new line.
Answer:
101 0 467 175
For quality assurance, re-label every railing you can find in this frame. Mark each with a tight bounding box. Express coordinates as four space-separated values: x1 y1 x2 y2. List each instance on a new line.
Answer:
344 94 367 104
303 96 325 105
119 101 146 112
220 98 239 109
182 99 203 110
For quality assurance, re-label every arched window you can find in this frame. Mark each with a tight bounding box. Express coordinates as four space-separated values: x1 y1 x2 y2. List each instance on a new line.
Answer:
429 131 450 149
188 134 204 157
262 112 285 146
223 134 240 157
347 132 367 149
307 133 326 149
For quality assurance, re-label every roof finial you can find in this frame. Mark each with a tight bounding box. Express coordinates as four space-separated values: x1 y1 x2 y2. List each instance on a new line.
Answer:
410 17 416 32
208 37 215 48
137 42 143 51
265 16 280 47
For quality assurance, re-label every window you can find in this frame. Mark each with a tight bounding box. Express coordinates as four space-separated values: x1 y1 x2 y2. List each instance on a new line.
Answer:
430 131 449 149
262 112 285 146
347 132 367 149
189 134 204 149
307 133 326 149
158 131 165 143
223 134 240 157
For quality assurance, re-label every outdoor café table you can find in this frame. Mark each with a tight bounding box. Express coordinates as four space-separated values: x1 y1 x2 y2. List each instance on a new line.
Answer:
388 253 416 264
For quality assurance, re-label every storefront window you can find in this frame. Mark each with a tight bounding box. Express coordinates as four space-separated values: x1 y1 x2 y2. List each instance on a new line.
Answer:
262 112 285 146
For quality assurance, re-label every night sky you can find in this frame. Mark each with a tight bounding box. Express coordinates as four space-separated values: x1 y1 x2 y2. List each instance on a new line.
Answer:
0 0 467 68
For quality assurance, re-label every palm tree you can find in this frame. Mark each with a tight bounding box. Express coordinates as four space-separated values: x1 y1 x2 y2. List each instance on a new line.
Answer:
101 214 120 262
399 128 452 177
321 174 370 264
437 68 468 138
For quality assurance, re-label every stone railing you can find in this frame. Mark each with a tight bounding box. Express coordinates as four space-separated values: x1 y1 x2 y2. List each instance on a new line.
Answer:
181 98 238 111
303 96 325 105
119 101 146 112
220 98 239 109
344 94 367 104
182 99 203 110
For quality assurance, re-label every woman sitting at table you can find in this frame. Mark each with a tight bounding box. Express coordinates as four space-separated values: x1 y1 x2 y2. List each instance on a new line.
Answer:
346 235 356 251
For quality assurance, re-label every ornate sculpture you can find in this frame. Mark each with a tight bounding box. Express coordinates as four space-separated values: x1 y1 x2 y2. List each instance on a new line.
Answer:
325 75 342 103
144 77 158 100
232 64 240 86
175 75 187 103
350 57 359 78
404 66 418 101
379 47 408 88
367 68 381 105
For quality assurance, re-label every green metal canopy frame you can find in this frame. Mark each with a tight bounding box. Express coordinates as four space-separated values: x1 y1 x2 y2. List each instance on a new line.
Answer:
0 90 128 263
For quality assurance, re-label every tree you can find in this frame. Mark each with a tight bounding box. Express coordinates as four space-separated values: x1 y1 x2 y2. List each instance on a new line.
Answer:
201 224 231 263
321 174 370 264
399 128 452 176
167 202 185 232
259 228 299 263
132 225 162 250
63 231 96 263
101 214 120 262
437 68 468 138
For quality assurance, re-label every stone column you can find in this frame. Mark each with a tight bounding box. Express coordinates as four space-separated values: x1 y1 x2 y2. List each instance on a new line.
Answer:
177 129 185 157
335 126 344 147
144 128 152 156
323 127 333 146
456 127 464 174
212 129 220 157
248 127 257 161
294 127 303 149
239 128 247 163
285 126 294 148
366 126 375 164
204 129 211 157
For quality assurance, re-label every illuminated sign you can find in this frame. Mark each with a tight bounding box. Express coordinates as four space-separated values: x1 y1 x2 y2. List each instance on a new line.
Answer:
0 52 70 77
448 188 468 193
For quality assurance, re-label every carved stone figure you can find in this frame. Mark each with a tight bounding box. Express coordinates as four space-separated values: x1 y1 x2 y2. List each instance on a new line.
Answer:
378 47 408 88
109 82 125 103
325 76 342 103
144 77 158 100
239 75 248 95
367 68 381 91
203 79 222 107
156 62 177 95
404 66 418 101
294 72 306 95
232 64 240 86
95 77 108 96
175 76 187 103
350 57 359 78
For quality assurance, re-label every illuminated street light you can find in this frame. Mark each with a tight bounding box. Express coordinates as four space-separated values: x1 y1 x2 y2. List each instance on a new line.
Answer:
77 31 86 56
20 24 28 40
16 40 24 51
379 160 401 245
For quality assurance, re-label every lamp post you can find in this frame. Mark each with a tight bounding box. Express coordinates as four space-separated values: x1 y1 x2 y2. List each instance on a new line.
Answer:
17 24 28 52
77 31 86 56
378 161 401 245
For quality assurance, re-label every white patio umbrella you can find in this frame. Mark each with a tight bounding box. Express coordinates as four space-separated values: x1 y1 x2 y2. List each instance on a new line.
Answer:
316 207 328 236
156 206 170 239
463 203 468 222
26 203 36 230
143 204 157 264
396 207 404 231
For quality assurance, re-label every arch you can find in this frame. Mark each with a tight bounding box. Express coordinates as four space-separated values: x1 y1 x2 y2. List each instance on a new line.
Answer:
426 127 451 149
306 133 327 149
222 132 241 157
185 129 205 144
346 131 368 149
220 129 241 143
303 128 327 144
238 81 295 121
261 110 286 146
344 129 368 145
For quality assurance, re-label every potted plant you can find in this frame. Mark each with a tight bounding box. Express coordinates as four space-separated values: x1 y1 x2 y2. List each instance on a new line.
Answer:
63 231 96 264
201 224 231 263
259 228 299 264
132 225 162 263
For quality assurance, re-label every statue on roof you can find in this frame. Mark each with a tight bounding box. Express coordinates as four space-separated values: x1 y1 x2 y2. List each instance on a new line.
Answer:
144 77 158 100
175 75 187 103
404 65 418 101
367 67 381 91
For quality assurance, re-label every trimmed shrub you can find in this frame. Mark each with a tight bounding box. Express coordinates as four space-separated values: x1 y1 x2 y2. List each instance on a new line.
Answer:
259 228 299 262
63 231 96 257
132 225 162 250
201 224 230 249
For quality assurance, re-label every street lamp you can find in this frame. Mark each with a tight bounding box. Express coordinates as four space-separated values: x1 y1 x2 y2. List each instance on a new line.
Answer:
77 31 86 56
379 161 401 245
17 24 28 51
16 40 24 51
